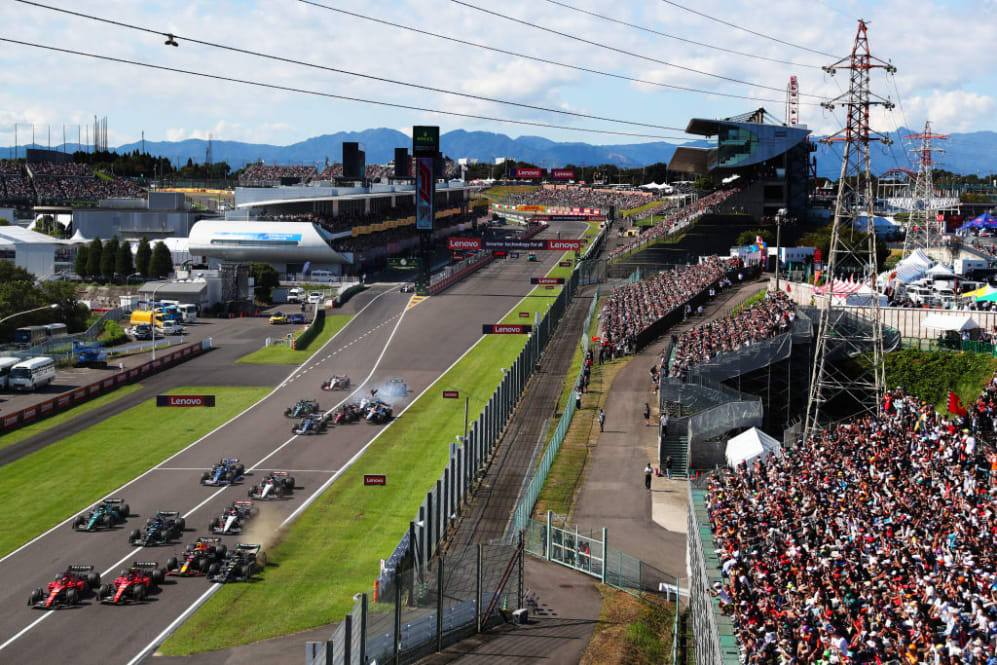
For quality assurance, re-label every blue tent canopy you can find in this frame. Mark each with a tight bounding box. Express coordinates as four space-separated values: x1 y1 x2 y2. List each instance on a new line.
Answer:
965 213 997 230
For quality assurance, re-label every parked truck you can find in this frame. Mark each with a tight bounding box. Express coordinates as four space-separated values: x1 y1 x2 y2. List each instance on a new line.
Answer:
130 310 163 327
73 341 108 369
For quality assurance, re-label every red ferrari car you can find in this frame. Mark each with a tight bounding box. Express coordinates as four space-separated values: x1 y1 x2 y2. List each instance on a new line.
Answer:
97 562 166 604
28 565 100 609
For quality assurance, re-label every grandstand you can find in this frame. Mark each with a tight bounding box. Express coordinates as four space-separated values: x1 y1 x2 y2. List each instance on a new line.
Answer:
0 160 145 206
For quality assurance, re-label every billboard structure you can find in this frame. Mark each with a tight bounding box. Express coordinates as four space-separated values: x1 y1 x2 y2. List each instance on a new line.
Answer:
551 169 575 179
513 167 542 179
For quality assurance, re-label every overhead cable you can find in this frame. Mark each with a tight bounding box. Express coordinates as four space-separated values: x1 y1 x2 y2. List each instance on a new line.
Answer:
451 0 823 98
297 0 821 106
657 0 840 59
0 37 696 141
542 0 823 69
14 0 685 134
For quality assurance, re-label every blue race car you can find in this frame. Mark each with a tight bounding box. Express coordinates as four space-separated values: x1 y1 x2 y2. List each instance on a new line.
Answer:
73 498 130 532
200 458 246 486
292 413 330 435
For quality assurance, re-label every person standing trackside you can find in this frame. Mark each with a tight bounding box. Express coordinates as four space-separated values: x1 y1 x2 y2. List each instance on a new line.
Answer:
598 408 606 432
644 463 653 490
575 388 583 411
665 455 674 480
660 411 668 436
643 402 651 426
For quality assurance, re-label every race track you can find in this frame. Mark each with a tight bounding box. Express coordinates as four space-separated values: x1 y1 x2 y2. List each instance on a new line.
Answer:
0 221 586 665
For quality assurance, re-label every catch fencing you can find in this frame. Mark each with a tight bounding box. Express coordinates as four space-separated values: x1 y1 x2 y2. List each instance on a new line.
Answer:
0 338 213 436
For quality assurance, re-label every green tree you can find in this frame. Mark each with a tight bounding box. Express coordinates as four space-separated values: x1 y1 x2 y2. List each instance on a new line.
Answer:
135 237 152 277
85 238 103 279
0 218 10 226
74 245 89 277
101 236 119 280
115 240 134 277
247 262 280 302
149 241 173 278
735 229 775 246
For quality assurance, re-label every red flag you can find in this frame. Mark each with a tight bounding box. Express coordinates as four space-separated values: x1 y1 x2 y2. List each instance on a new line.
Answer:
785 283 792 294
948 391 967 417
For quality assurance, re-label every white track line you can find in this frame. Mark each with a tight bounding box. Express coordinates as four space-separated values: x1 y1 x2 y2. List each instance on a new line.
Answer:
0 615 50 652
0 287 396 569
124 585 222 665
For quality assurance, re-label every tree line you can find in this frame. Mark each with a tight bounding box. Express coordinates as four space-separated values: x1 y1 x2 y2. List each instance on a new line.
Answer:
0 261 90 340
73 237 173 282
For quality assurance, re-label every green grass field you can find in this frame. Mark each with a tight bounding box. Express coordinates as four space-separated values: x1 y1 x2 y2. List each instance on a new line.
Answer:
162 254 575 654
621 200 665 217
0 386 270 556
0 384 144 453
479 185 538 204
237 314 353 364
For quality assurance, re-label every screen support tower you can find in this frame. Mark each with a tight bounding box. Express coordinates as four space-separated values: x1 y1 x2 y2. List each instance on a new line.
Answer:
785 76 799 126
804 20 895 438
901 121 949 258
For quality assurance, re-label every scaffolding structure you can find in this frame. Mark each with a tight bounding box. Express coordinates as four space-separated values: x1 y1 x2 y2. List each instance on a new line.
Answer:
902 121 950 257
785 75 799 126
805 20 894 436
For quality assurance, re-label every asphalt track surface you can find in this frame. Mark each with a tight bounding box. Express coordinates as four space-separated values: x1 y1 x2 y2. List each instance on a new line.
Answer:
0 221 587 665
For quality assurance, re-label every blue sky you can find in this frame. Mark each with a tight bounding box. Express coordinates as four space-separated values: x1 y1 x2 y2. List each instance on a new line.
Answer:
1 0 995 155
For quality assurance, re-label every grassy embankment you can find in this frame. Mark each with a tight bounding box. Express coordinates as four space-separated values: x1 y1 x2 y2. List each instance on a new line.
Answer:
581 585 678 665
237 314 353 365
885 349 997 408
0 386 270 556
161 256 576 654
475 184 538 204
0 384 143 453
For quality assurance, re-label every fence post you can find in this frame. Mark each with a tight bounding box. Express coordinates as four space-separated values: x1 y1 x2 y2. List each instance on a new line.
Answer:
426 492 433 560
343 613 352 665
545 510 552 561
601 527 608 584
409 520 418 603
360 593 368 665
457 444 464 508
436 555 444 653
393 569 402 665
435 480 442 550
418 505 426 569
476 543 483 633
518 530 524 609
443 466 450 535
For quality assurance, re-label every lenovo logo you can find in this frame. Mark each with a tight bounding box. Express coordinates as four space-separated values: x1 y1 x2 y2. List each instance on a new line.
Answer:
156 395 216 407
448 238 482 250
545 239 583 251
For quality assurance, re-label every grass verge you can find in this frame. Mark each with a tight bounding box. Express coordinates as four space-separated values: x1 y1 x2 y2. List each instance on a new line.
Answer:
0 383 143 453
730 289 767 315
621 201 665 217
0 386 270 557
885 348 997 408
581 585 677 665
161 254 574 654
237 314 353 364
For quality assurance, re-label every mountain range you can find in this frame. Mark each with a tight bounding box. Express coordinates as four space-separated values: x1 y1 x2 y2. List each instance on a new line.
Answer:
4 127 996 180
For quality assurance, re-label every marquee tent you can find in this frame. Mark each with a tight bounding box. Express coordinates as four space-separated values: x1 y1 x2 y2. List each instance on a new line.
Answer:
921 314 980 332
725 427 782 469
957 213 997 231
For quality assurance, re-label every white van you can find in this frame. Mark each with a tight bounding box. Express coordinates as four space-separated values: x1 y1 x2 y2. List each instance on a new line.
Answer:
9 357 56 391
287 288 305 304
178 304 198 323
0 356 22 390
310 270 334 283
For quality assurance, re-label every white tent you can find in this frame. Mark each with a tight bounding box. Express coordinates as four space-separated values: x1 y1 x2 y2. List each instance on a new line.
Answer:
640 182 661 189
725 427 782 469
878 249 934 288
68 229 89 244
926 263 956 278
922 314 979 332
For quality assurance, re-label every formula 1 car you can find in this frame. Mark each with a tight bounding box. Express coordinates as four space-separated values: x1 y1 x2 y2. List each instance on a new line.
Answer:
129 511 185 547
201 458 246 486
210 544 268 584
208 500 258 535
97 562 166 604
28 565 100 609
364 399 393 424
73 498 130 532
292 412 330 435
166 538 227 577
248 471 295 500
400 282 415 293
321 374 351 391
284 399 320 418
382 378 408 398
332 403 363 425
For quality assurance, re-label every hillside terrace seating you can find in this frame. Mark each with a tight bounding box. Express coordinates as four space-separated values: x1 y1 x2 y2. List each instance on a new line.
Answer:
667 292 795 379
503 187 659 211
27 161 93 177
600 257 742 351
31 175 143 204
238 164 318 187
0 161 22 176
608 188 739 261
1 175 34 203
706 380 997 665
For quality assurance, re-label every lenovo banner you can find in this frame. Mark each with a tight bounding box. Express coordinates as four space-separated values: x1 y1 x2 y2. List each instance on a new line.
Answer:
449 238 582 251
545 239 583 251
531 277 565 285
514 168 542 179
531 214 603 222
442 390 459 399
551 169 575 179
482 324 533 334
363 474 387 486
448 237 483 250
156 394 216 407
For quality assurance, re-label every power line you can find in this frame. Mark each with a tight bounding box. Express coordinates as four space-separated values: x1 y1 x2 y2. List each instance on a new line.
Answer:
658 0 840 59
298 0 822 106
451 0 824 98
15 0 689 135
541 0 823 69
0 36 696 141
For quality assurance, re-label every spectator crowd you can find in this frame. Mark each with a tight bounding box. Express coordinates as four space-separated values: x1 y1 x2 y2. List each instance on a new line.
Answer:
503 185 662 212
600 257 743 352
667 291 795 379
706 378 997 665
0 160 144 205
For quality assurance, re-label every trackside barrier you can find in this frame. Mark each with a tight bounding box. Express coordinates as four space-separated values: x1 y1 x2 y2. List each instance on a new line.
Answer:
0 338 213 437
293 308 325 351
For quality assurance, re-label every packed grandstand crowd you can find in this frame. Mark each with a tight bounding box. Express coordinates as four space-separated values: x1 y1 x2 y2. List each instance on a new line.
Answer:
0 161 145 204
608 188 739 260
706 377 997 665
666 291 796 379
503 186 661 211
242 159 458 187
599 256 743 351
